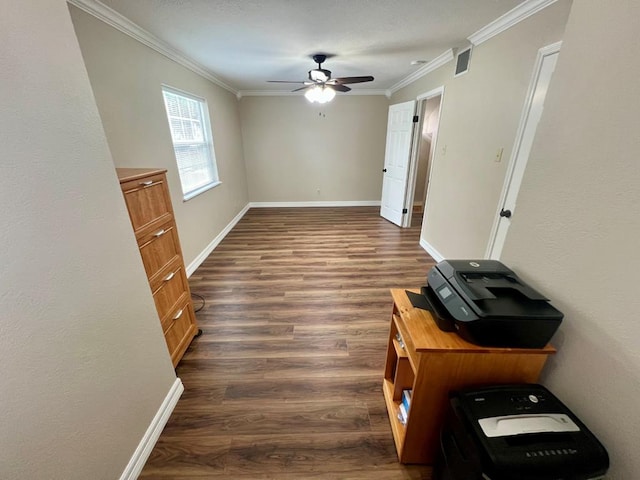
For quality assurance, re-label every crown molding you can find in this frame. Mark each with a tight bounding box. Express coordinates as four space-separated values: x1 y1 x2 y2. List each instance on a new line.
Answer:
387 49 455 96
468 0 558 46
67 0 237 95
237 89 389 99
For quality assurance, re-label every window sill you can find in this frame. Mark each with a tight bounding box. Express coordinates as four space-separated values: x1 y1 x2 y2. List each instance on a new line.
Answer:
183 181 222 201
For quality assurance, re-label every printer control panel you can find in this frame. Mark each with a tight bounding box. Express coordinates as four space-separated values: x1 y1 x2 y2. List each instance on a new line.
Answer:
427 267 479 322
509 392 548 411
464 387 560 419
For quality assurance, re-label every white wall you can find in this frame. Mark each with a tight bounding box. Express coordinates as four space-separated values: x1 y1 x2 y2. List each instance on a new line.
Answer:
392 0 572 258
0 1 177 479
69 6 249 267
501 1 640 477
239 95 389 202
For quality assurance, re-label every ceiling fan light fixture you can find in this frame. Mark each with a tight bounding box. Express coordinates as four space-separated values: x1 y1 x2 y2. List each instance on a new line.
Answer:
321 86 336 103
304 85 335 104
270 55 373 100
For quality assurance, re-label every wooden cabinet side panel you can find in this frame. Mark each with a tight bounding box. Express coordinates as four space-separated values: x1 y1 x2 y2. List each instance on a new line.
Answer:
401 352 549 464
384 313 399 381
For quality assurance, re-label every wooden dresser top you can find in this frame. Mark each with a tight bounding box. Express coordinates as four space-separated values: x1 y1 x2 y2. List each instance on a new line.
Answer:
116 168 167 183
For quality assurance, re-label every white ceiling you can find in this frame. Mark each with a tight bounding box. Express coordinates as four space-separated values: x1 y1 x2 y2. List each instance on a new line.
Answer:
95 0 525 93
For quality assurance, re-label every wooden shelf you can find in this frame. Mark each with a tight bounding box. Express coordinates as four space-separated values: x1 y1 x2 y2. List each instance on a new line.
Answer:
382 288 556 464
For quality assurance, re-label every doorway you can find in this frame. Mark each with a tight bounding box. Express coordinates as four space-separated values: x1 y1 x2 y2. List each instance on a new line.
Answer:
404 87 443 228
379 88 444 229
380 100 417 226
486 42 562 259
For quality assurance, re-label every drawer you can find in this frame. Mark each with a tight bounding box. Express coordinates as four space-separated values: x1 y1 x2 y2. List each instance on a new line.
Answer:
164 298 197 366
152 261 189 321
120 173 172 234
139 221 181 281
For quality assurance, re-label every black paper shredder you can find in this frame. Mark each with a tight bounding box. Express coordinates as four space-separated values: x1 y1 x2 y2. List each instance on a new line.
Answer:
435 384 609 480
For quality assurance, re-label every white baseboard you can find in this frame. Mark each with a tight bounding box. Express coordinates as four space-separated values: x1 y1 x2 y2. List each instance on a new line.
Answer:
249 200 381 208
420 238 445 262
185 203 250 277
119 378 184 480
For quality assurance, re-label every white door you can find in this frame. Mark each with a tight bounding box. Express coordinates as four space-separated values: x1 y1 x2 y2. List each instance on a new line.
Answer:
380 100 416 226
487 43 561 259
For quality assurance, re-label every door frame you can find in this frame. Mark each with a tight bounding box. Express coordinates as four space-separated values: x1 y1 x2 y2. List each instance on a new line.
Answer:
402 86 445 227
485 41 562 258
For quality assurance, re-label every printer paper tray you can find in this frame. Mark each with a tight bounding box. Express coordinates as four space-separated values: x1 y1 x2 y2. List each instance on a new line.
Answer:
478 414 580 438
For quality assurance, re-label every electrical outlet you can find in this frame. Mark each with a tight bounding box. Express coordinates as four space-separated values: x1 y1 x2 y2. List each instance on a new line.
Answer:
441 144 447 156
316 188 321 195
495 147 504 163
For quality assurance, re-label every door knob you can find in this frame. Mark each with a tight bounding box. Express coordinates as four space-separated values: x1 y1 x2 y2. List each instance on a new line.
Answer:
382 168 387 172
499 209 512 218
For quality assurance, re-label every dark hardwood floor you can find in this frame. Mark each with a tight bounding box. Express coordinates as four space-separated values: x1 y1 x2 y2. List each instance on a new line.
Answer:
141 207 436 479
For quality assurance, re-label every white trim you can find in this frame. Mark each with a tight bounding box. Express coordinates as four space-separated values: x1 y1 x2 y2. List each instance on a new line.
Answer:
484 41 562 259
416 85 446 102
468 0 558 46
67 0 237 95
388 49 455 95
420 238 445 262
119 378 184 480
186 203 250 277
537 40 564 57
402 102 422 228
183 181 222 201
237 89 388 98
250 201 381 208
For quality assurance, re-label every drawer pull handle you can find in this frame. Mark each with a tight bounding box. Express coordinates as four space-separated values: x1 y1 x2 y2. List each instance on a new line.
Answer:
139 180 154 186
154 229 166 237
173 309 184 320
163 272 176 282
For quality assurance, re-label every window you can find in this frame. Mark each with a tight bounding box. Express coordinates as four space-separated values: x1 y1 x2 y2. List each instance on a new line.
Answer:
162 86 220 200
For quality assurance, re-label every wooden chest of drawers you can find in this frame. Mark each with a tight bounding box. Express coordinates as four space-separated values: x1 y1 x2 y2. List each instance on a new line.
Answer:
117 168 199 367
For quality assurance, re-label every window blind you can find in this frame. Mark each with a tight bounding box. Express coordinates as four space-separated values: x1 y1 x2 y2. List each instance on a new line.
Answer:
162 87 219 199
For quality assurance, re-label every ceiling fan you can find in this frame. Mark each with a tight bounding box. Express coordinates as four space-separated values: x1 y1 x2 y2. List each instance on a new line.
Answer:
268 54 374 103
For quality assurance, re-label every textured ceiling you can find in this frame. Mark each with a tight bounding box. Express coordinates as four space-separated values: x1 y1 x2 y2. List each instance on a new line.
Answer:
97 0 524 92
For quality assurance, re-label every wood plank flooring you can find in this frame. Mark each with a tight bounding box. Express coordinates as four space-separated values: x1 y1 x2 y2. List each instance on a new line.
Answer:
141 207 436 479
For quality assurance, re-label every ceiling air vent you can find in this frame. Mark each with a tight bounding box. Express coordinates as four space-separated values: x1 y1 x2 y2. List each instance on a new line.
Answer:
454 46 472 77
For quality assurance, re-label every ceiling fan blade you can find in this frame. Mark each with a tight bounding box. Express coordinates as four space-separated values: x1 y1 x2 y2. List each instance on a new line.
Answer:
292 85 312 92
267 80 307 84
329 84 351 93
330 76 374 85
